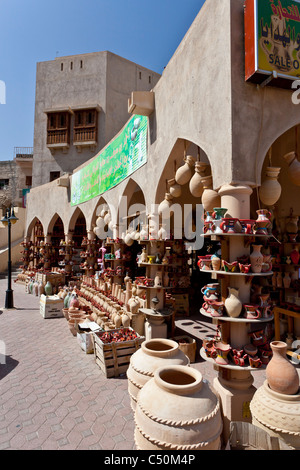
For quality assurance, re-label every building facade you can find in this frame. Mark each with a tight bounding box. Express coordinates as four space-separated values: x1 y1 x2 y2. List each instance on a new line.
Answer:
32 51 161 187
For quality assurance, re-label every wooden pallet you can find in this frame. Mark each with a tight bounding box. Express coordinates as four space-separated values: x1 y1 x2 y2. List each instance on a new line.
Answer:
92 328 145 378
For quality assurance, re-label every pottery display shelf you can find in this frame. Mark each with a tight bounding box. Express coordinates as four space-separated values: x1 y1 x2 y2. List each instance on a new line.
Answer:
199 348 269 372
102 241 130 283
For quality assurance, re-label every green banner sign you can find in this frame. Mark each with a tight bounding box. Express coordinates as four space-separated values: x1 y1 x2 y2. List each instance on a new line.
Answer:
71 115 148 206
258 0 300 79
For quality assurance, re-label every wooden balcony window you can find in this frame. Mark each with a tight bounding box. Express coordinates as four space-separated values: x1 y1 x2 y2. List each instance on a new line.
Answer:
73 109 97 144
46 112 70 147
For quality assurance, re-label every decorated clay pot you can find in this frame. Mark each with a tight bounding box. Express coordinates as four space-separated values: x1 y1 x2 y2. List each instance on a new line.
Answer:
250 380 300 449
134 365 223 450
250 245 264 273
266 341 300 395
127 339 189 410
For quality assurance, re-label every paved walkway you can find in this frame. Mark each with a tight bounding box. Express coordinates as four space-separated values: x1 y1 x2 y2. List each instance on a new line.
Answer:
0 278 269 450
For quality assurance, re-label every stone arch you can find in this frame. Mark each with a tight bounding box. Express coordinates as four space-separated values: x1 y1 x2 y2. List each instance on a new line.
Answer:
25 217 45 240
154 137 211 206
117 178 146 235
46 213 65 236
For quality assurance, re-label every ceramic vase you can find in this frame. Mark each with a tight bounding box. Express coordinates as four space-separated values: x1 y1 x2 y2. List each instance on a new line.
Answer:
175 156 195 185
250 245 264 273
134 365 222 450
284 151 300 186
250 380 300 450
259 167 282 206
44 281 53 296
224 287 242 318
154 271 163 287
189 162 208 198
266 341 299 395
127 339 189 410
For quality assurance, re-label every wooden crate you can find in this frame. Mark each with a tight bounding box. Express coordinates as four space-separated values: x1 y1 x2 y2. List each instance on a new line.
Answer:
92 328 145 378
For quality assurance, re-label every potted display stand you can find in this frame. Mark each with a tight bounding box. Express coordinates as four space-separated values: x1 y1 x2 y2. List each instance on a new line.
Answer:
199 184 274 443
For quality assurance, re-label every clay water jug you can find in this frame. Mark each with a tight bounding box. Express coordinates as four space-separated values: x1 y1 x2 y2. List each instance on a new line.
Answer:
127 339 189 410
201 176 221 212
158 193 173 215
266 341 300 395
284 151 300 186
224 287 242 318
154 271 163 287
175 155 195 185
189 162 208 198
168 178 181 198
259 167 282 206
134 365 223 450
250 245 264 273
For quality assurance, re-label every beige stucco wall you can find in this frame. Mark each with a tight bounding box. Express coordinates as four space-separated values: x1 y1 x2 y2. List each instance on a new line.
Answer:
32 51 160 188
25 0 300 239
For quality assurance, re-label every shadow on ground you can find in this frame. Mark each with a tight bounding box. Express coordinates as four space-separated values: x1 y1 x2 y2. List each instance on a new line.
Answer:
0 356 19 380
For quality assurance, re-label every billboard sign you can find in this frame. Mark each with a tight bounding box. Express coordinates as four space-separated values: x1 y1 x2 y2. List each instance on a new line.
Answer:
245 0 300 86
71 115 148 206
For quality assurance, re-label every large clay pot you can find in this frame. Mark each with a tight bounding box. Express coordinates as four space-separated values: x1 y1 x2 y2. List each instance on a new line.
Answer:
134 365 223 450
259 167 282 206
224 287 242 318
250 245 264 273
250 380 300 449
201 176 221 212
283 151 300 186
175 156 195 185
266 341 299 395
127 339 189 410
189 162 208 198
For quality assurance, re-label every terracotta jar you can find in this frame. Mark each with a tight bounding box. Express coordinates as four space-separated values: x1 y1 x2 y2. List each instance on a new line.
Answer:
284 151 300 186
224 287 242 318
250 380 300 449
259 167 282 206
127 339 189 410
200 176 221 212
175 156 195 185
189 162 208 198
168 178 182 198
266 341 299 395
250 245 264 273
134 365 223 450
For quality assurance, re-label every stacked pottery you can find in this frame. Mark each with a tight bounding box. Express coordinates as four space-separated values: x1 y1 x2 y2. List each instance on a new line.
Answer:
127 339 189 410
250 341 300 449
134 365 223 450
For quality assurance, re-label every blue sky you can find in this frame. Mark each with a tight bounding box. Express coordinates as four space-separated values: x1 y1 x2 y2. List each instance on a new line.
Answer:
0 0 205 161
